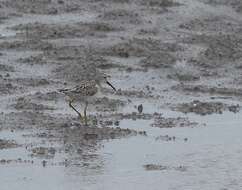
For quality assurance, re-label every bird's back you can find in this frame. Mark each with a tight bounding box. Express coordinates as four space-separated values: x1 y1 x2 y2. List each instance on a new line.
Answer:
60 80 98 99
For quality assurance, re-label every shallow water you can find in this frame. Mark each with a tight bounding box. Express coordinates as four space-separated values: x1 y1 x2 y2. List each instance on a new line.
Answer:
1 110 242 190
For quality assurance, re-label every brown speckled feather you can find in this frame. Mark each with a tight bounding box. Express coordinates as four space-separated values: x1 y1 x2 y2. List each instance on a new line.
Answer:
60 80 98 99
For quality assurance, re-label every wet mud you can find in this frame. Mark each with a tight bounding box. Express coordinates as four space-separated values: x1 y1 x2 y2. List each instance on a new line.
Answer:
1 0 242 189
173 100 240 115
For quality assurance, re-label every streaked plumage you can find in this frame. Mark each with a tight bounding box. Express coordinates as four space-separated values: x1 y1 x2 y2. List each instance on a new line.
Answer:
59 75 116 126
60 80 98 99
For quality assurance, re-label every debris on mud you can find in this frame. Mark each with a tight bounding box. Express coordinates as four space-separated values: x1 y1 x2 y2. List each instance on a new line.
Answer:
0 139 19 149
144 164 168 171
0 159 33 165
30 147 56 159
155 135 176 141
172 84 242 97
12 22 122 40
144 164 187 172
151 115 198 128
173 100 240 115
155 135 189 142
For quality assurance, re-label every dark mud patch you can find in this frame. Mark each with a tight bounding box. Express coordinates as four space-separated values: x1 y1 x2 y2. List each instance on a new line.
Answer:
29 91 63 101
139 0 180 9
101 112 156 121
63 124 142 141
0 111 65 130
173 100 240 115
140 52 177 68
137 27 159 36
183 34 242 65
167 72 200 81
12 22 122 40
14 78 50 87
0 39 53 51
202 0 242 13
144 164 168 171
0 81 18 94
100 41 146 58
12 97 55 111
0 64 14 72
0 111 145 140
45 45 109 68
99 9 142 25
100 38 182 58
144 164 187 172
155 135 188 142
179 15 242 33
151 115 199 128
3 0 86 14
0 159 34 165
96 62 126 70
103 88 158 98
18 54 48 65
94 97 125 112
30 147 56 159
155 135 176 142
0 139 19 149
172 84 242 97
0 12 10 22
96 0 130 3
45 45 87 61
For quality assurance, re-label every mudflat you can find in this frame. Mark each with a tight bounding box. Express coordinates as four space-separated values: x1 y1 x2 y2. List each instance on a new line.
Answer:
0 0 242 189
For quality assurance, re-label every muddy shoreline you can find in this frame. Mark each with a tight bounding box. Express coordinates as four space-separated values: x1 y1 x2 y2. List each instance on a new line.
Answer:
1 0 242 189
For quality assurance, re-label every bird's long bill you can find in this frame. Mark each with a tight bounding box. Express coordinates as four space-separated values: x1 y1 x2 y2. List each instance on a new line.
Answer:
106 81 116 91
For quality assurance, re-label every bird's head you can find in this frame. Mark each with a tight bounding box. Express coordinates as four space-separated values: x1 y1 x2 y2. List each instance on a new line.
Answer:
95 73 116 91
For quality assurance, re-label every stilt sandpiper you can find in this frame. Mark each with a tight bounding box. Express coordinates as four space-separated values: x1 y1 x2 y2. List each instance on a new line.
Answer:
59 73 116 125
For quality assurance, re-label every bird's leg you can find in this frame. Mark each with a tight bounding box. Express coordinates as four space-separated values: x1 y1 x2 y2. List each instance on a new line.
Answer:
84 101 88 126
69 99 83 120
